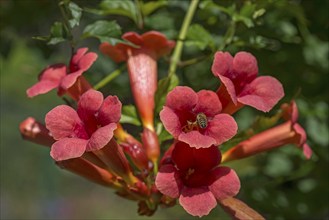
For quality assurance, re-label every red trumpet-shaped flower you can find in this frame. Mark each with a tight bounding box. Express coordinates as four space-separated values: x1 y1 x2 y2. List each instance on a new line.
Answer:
155 141 240 217
45 89 121 161
160 86 238 149
100 31 175 131
222 101 312 163
27 48 97 101
212 51 284 114
19 117 55 147
19 117 120 188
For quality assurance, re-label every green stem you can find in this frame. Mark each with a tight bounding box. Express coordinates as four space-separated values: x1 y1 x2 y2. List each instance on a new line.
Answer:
134 0 144 29
153 160 158 175
93 66 126 90
168 0 199 77
178 54 211 67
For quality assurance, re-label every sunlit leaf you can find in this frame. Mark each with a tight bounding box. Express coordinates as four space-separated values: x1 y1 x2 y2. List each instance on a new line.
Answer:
186 24 215 50
82 20 122 44
141 0 167 16
120 105 141 126
98 0 138 24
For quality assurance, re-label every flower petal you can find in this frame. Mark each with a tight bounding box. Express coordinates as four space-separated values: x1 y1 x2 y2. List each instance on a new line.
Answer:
86 123 117 151
155 164 183 198
59 70 84 91
205 114 238 146
122 32 143 45
77 89 104 122
27 80 60 98
26 64 67 97
302 143 312 159
194 146 221 171
232 51 258 83
172 141 195 171
293 123 312 159
281 101 299 124
218 75 238 105
208 166 240 200
50 138 87 161
211 51 233 78
178 131 216 149
99 42 128 63
165 86 198 112
179 186 217 217
238 76 284 112
97 95 122 126
160 106 182 138
71 48 97 72
70 48 88 66
45 105 88 140
141 31 175 58
194 90 222 116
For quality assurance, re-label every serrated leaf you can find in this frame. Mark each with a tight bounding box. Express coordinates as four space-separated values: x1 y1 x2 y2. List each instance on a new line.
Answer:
99 0 138 24
154 74 179 114
67 2 82 28
186 24 215 50
141 0 167 16
82 20 122 44
219 197 265 220
120 105 141 126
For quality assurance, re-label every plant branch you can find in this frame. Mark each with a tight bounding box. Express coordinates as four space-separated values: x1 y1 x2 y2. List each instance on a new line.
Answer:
168 0 200 77
94 65 126 90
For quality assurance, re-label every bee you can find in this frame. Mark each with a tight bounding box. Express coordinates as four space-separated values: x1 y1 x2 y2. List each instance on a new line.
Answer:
196 113 208 129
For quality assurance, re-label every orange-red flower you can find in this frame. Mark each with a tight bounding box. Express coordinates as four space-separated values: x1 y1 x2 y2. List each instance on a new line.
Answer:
222 101 312 162
100 31 175 131
155 142 240 217
27 48 97 101
212 51 284 114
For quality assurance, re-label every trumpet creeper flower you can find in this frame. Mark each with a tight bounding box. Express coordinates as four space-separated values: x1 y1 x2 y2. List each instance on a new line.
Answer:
45 89 121 161
222 101 312 162
160 86 238 149
155 142 240 217
27 48 97 101
212 51 284 114
100 31 175 131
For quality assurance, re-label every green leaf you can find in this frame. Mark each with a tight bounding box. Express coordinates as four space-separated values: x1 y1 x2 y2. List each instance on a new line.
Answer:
156 122 173 143
120 105 141 126
98 0 138 24
251 112 282 133
48 22 67 45
82 20 122 44
199 0 235 16
141 0 168 16
67 2 82 28
154 74 179 114
186 24 215 50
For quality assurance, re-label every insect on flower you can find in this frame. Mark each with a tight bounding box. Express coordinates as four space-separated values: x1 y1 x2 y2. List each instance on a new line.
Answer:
196 113 208 129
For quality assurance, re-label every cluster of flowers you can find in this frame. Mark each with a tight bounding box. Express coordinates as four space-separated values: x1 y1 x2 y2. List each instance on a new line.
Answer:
20 31 312 217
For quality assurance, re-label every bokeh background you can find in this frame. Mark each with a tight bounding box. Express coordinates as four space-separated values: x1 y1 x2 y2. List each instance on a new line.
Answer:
1 0 328 219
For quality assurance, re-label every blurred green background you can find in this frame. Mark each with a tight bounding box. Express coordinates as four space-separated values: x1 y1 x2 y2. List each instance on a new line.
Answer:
1 0 328 219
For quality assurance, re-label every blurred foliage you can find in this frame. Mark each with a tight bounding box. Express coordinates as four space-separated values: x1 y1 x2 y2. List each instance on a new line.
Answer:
1 0 328 219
